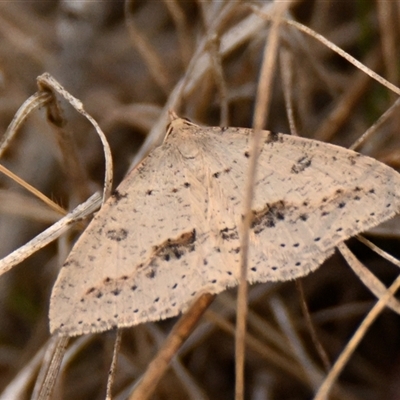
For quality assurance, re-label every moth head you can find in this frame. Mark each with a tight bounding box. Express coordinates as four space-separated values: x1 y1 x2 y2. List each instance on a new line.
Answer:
164 111 197 142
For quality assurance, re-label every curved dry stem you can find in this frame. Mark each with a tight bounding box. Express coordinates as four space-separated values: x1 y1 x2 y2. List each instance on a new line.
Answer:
0 91 51 158
36 73 113 203
314 273 400 400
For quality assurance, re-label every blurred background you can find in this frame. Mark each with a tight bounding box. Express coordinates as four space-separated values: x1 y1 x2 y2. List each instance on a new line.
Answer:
1 1 400 399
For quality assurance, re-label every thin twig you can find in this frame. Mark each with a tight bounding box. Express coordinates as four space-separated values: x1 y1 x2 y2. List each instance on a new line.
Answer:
0 192 101 277
250 6 400 96
128 293 215 400
0 91 51 158
36 336 69 400
296 280 331 372
338 243 400 314
314 273 400 400
124 0 171 94
235 3 288 399
37 73 113 203
0 163 66 216
106 330 123 400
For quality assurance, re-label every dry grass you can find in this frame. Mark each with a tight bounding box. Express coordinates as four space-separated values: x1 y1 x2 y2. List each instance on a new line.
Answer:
1 1 400 399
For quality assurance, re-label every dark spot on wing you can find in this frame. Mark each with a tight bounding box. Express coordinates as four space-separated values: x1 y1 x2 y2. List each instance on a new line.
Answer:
265 131 281 143
151 229 196 264
146 269 156 279
300 214 308 221
244 151 250 158
111 189 128 201
63 259 76 268
220 226 239 241
251 201 286 234
146 189 153 195
348 156 357 165
106 228 128 242
291 155 312 174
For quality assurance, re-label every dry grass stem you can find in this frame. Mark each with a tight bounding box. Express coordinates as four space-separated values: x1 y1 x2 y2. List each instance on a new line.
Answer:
315 274 400 399
128 293 215 400
296 280 331 372
0 192 101 277
1 3 400 399
0 163 66 216
236 3 289 399
36 336 69 400
338 243 400 314
105 330 122 400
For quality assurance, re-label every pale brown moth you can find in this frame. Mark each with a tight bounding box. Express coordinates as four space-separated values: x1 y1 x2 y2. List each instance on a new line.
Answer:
50 115 400 336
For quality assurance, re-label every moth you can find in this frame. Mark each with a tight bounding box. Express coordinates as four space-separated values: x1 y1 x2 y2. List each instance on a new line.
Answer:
50 115 400 336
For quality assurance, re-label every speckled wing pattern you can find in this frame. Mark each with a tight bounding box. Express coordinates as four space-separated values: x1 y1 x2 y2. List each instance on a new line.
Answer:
50 117 400 336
